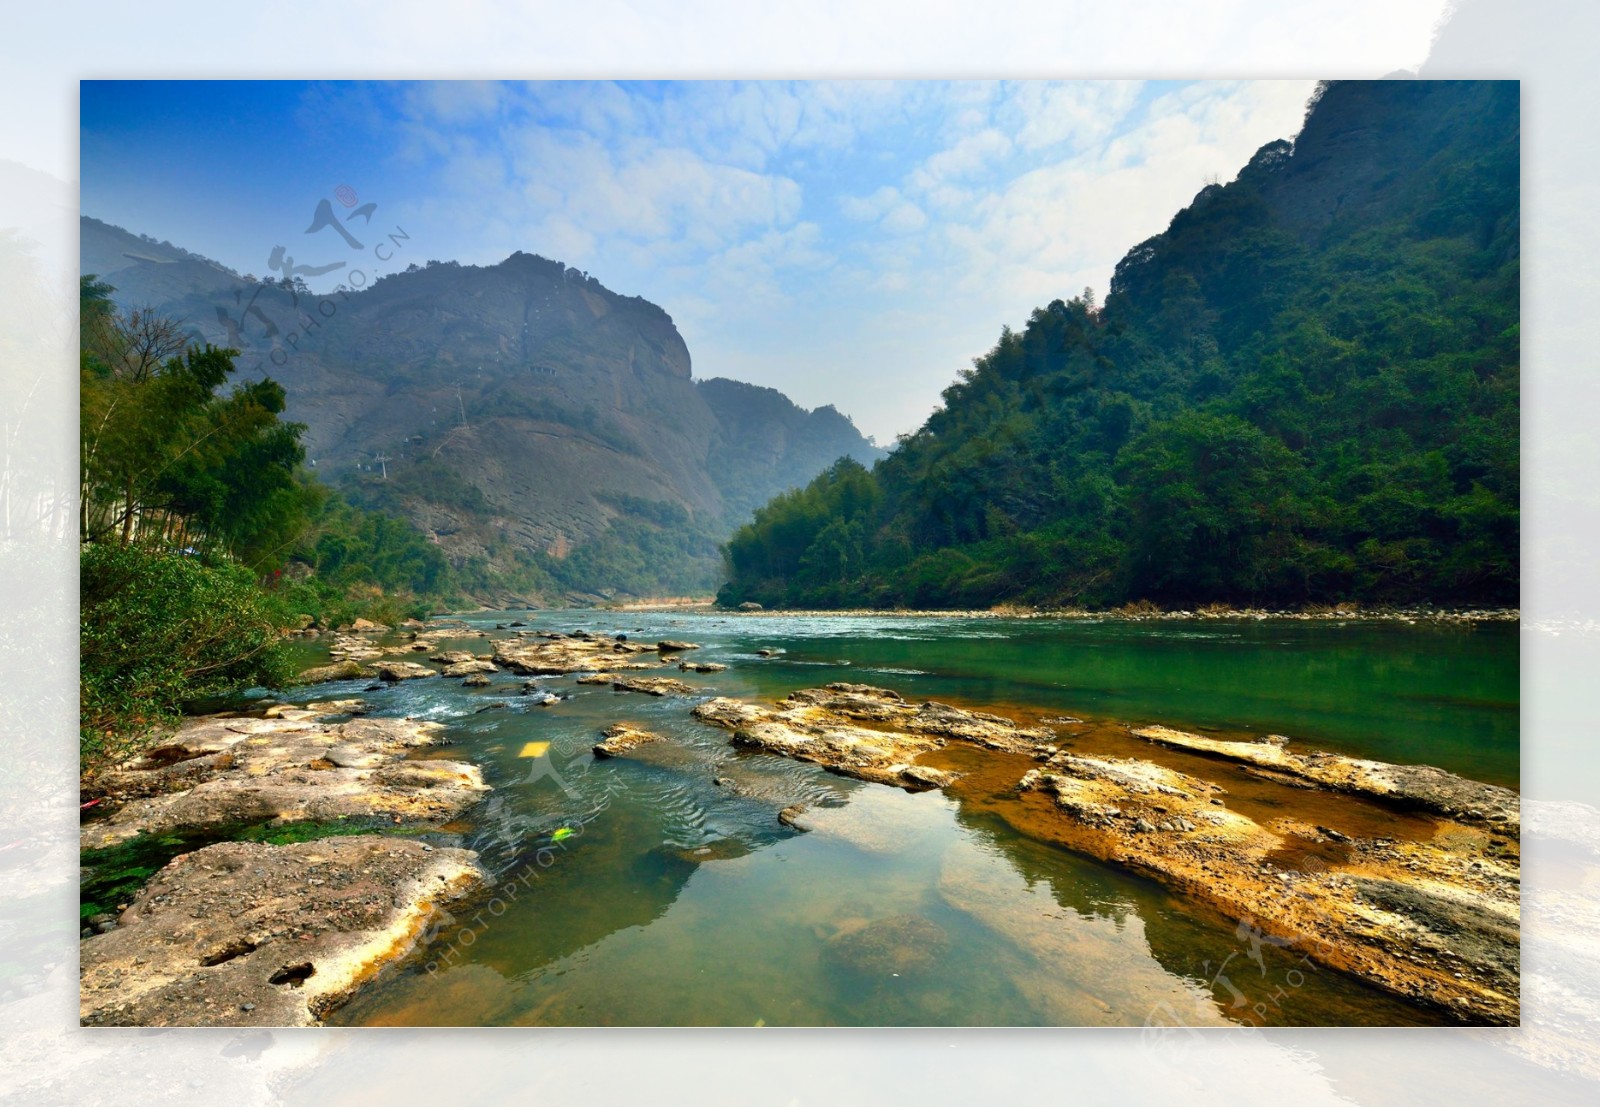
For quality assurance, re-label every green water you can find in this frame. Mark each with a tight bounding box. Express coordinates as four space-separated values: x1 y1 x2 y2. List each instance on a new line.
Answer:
301 610 1515 1027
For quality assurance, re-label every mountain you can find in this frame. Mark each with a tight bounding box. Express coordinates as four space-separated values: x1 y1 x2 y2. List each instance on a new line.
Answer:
719 80 1519 611
81 218 881 601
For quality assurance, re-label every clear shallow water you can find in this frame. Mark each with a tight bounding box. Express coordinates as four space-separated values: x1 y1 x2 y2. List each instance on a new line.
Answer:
301 610 1515 1027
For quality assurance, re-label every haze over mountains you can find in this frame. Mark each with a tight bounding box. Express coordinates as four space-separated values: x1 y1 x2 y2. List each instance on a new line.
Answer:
81 216 881 599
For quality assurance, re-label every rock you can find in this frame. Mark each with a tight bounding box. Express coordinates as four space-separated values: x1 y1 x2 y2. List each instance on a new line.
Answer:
374 661 436 682
656 640 700 653
293 660 369 685
574 673 617 685
1133 725 1521 835
525 692 560 707
429 651 477 664
349 618 389 633
756 648 781 657
462 674 491 688
441 659 497 677
778 804 807 828
593 724 663 758
775 685 1052 753
738 601 763 612
610 676 697 697
400 618 428 630
321 744 384 769
1019 751 1520 1025
79 837 483 1026
83 716 489 850
691 695 956 792
678 661 727 673
823 915 948 978
306 699 368 716
263 706 318 721
492 637 660 676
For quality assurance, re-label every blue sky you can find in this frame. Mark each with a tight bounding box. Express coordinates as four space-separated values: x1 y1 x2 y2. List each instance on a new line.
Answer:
81 79 1316 441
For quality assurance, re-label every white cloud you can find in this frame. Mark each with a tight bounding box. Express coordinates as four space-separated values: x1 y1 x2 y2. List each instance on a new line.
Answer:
1001 81 1144 152
366 78 1321 442
840 185 903 221
911 127 1013 189
881 201 928 234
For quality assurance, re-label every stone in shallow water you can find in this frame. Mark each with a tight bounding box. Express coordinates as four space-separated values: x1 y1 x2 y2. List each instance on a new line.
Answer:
823 915 949 978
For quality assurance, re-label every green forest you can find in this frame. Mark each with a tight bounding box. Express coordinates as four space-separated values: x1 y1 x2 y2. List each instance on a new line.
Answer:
78 277 463 770
718 81 1519 612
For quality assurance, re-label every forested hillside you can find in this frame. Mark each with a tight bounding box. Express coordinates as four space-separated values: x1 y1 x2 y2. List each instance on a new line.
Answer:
719 81 1519 611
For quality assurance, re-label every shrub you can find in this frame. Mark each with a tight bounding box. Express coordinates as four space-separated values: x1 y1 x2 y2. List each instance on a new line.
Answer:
80 543 293 774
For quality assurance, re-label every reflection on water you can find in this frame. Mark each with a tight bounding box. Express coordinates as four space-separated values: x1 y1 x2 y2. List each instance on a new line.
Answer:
314 609 1515 1027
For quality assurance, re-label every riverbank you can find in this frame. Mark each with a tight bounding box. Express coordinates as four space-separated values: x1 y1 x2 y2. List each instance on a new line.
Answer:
78 625 496 1026
611 602 1519 624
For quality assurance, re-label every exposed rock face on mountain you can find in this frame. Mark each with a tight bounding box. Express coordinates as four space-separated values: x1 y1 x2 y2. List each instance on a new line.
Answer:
82 217 881 598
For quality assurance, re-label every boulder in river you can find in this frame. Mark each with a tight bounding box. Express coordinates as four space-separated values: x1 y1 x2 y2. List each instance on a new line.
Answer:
374 661 436 682
442 659 497 677
611 676 697 697
493 636 660 675
692 695 957 792
593 724 664 758
293 660 370 685
82 715 489 850
80 836 483 1027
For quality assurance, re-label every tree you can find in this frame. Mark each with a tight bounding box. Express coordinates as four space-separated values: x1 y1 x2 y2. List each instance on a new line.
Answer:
80 292 312 563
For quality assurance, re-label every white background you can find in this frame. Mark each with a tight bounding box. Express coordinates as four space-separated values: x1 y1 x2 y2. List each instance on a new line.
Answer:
2 1 1596 1103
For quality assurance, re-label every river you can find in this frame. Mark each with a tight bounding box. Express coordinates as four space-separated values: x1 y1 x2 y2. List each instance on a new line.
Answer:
274 609 1516 1027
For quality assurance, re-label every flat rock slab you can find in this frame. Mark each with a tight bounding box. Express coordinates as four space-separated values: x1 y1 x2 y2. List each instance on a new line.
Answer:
374 661 436 682
1020 752 1520 1025
690 684 1055 791
610 676 698 697
782 683 1056 754
593 724 664 758
441 659 497 677
692 695 958 792
293 660 371 685
80 836 482 1026
83 716 488 850
492 637 661 675
1133 725 1521 835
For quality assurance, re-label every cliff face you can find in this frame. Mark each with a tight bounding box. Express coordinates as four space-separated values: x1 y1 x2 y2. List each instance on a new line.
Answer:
83 219 881 595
